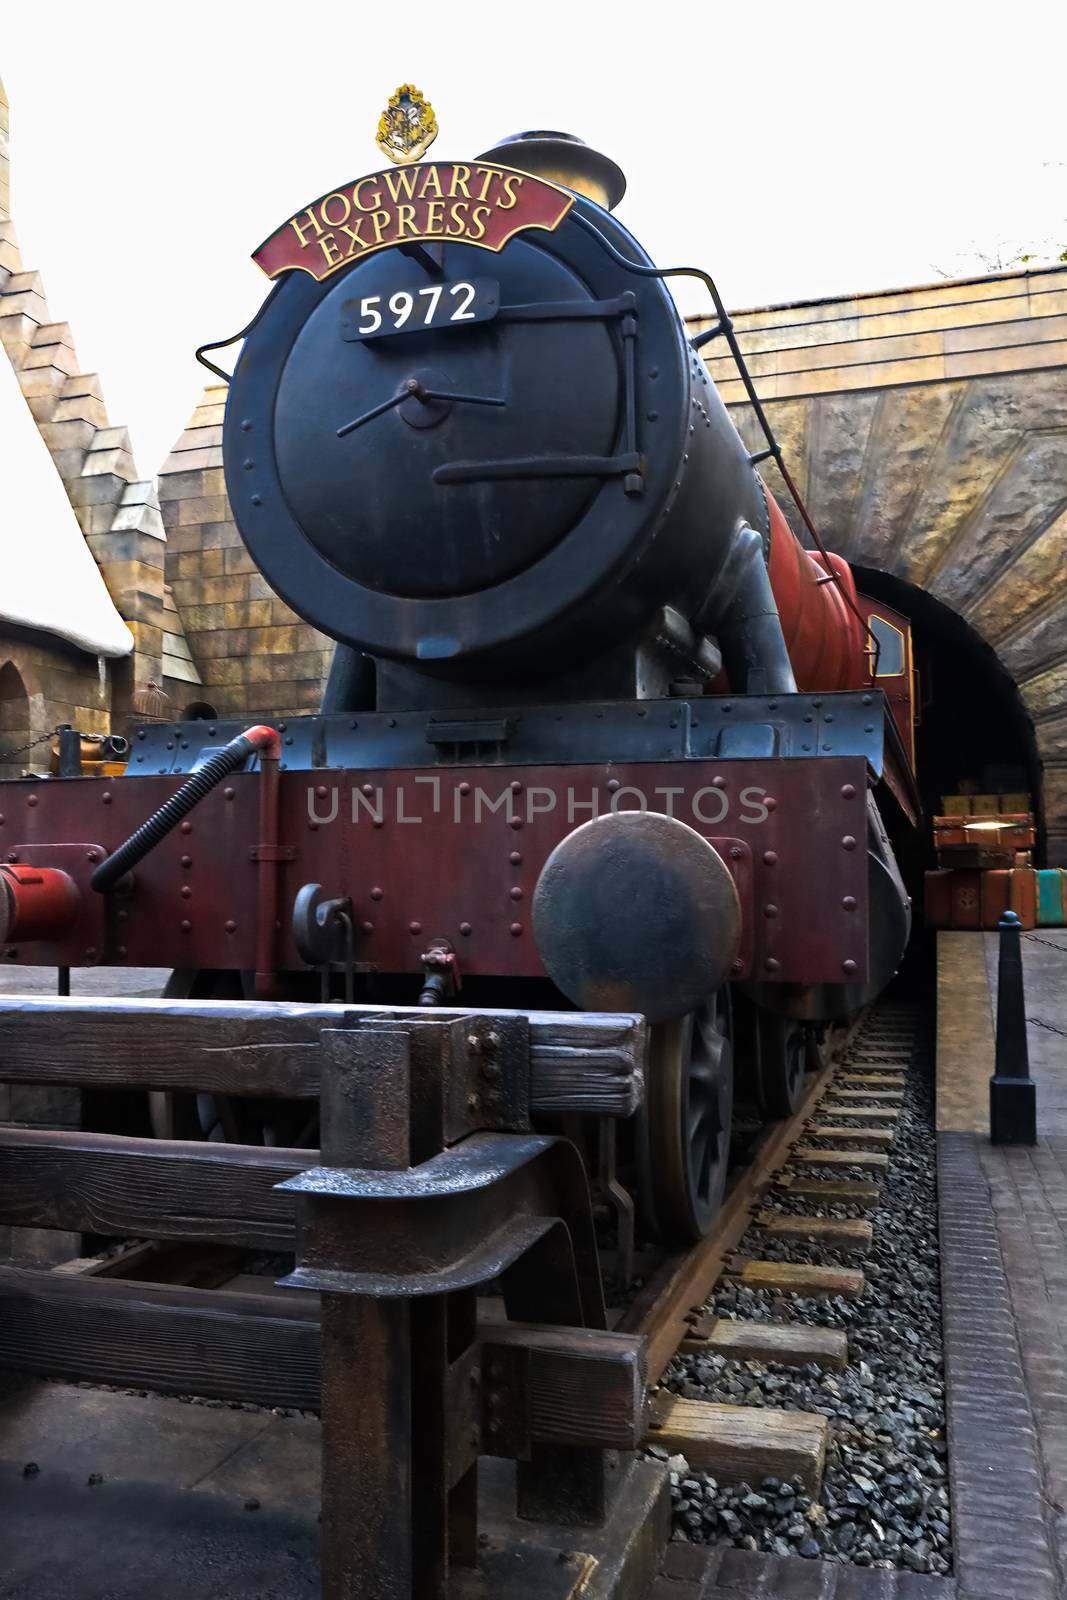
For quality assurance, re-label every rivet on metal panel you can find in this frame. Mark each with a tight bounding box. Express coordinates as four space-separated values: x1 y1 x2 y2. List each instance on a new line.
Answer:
510 887 523 900
842 836 857 851
371 887 383 901
842 896 857 911
841 784 856 799
509 851 522 865
607 779 620 792
459 921 472 935
459 781 471 796
362 783 375 796
765 797 777 812
27 796 37 808
509 817 523 830
102 792 112 805
763 850 778 866
763 904 778 918
712 776 726 788
361 920 374 934
180 821 192 835
409 921 422 935
730 846 743 860
181 854 192 867
765 957 780 972
225 919 237 933
181 885 192 899
180 920 191 932
511 780 523 793
843 959 858 974
224 787 235 800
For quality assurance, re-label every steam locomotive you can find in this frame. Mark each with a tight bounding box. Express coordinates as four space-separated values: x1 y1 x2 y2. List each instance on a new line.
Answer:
0 129 919 1244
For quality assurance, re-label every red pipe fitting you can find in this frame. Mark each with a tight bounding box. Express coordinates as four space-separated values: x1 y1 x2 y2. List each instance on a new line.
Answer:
0 865 79 943
243 725 283 760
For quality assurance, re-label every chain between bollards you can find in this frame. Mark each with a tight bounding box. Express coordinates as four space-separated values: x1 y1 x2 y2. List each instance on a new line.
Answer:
989 910 1037 1145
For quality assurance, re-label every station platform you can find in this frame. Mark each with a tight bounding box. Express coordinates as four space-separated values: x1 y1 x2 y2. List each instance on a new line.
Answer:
931 929 1067 1600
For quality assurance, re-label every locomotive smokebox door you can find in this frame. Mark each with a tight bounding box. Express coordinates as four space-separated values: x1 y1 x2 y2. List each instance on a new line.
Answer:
532 811 742 1023
225 156 768 678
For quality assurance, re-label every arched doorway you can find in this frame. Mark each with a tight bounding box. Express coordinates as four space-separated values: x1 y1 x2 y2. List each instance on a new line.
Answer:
0 662 31 781
854 567 1043 866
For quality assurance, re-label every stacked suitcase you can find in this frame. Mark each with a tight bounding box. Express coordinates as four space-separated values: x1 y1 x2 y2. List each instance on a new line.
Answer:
924 792 1048 930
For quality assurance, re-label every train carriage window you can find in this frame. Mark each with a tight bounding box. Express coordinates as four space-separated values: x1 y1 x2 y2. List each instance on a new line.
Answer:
868 615 906 677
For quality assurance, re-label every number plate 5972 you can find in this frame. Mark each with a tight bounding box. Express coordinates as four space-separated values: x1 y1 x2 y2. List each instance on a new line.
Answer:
341 278 499 342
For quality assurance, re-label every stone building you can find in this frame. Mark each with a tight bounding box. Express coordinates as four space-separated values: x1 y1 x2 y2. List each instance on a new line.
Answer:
0 77 199 771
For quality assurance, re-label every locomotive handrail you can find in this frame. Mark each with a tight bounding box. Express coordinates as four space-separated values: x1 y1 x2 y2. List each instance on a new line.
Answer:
569 210 881 678
194 276 287 383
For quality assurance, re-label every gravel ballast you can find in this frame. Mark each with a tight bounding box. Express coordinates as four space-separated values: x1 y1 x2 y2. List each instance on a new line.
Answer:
651 1008 952 1576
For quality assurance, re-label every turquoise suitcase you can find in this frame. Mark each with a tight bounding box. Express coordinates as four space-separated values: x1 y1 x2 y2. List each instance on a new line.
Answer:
1037 868 1067 926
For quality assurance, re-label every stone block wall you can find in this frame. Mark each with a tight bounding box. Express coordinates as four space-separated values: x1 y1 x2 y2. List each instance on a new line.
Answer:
0 77 199 736
158 385 332 720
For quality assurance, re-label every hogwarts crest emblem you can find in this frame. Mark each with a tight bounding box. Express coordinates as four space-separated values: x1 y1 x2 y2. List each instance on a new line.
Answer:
376 85 439 165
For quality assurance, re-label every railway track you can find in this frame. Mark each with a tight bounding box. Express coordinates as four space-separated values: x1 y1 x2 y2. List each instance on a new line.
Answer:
626 999 924 1527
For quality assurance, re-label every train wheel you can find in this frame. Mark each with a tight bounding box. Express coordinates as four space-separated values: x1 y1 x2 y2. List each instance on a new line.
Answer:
639 991 734 1242
755 1010 807 1119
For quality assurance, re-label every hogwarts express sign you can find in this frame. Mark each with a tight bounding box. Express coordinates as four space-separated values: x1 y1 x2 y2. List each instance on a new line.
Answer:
253 162 575 281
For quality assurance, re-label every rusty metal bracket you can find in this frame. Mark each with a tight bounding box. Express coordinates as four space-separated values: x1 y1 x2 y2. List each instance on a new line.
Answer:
278 1130 604 1324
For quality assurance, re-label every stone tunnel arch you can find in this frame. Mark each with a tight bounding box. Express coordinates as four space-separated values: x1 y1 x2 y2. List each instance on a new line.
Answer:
0 661 31 780
852 569 1044 866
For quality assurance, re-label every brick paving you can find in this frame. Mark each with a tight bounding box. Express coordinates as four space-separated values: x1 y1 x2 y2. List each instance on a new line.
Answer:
652 1541 955 1596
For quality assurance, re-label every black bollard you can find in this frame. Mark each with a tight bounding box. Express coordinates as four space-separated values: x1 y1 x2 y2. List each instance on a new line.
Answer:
989 910 1037 1145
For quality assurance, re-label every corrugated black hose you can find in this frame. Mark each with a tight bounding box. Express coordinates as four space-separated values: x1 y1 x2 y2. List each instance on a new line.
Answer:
90 728 275 894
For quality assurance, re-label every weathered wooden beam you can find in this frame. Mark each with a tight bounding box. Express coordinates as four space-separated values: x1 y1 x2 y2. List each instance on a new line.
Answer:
838 1072 906 1087
0 1127 304 1248
825 1088 903 1102
730 1259 865 1298
756 1213 873 1256
816 1105 898 1122
647 1395 828 1492
481 1322 647 1450
0 1270 646 1452
0 998 644 1115
792 1147 890 1170
808 1125 894 1147
0 1266 320 1409
682 1316 848 1371
776 1176 882 1208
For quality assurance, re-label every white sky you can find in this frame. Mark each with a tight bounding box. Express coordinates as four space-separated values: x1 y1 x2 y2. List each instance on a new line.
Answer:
3 0 1065 478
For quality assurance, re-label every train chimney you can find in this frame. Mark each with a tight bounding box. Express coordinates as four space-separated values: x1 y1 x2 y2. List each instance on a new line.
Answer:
476 130 626 211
